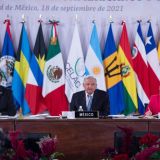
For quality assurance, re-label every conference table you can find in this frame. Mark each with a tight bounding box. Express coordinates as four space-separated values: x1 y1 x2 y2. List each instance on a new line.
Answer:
0 118 160 160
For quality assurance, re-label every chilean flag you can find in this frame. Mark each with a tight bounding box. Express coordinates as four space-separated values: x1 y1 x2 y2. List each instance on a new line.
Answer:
145 22 160 96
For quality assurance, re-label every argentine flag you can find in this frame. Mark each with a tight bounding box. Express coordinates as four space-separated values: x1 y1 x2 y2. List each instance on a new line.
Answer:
85 23 106 91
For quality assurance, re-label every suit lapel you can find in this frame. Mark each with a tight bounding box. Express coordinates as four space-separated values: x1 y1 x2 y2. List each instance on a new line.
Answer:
81 91 87 110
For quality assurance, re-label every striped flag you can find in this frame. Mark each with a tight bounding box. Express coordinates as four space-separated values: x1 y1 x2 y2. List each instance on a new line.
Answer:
65 22 85 102
85 23 106 91
12 23 31 115
157 41 160 64
145 22 160 95
132 23 150 114
118 22 138 115
0 20 15 87
42 22 68 116
103 24 125 115
25 23 47 114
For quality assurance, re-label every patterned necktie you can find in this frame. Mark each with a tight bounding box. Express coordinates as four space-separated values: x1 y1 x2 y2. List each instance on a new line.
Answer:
87 95 92 111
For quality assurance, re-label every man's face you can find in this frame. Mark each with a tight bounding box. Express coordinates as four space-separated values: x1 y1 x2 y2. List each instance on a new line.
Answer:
83 78 97 95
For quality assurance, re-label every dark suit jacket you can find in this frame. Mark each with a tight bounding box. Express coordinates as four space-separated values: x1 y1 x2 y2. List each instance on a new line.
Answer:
70 89 109 116
0 86 16 116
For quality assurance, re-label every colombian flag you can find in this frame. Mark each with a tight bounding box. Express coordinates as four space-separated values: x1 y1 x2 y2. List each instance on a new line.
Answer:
118 22 138 115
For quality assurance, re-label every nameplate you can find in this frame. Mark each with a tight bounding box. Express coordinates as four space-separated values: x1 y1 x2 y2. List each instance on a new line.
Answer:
75 111 99 119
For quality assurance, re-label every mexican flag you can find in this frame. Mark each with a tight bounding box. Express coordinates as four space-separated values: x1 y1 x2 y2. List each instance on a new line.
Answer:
42 22 68 116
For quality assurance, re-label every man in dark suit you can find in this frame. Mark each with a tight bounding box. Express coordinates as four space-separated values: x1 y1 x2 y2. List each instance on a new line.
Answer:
0 85 16 116
70 76 109 116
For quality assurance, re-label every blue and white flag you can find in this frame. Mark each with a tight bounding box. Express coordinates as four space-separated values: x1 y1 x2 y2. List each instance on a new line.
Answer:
0 20 15 87
85 23 106 91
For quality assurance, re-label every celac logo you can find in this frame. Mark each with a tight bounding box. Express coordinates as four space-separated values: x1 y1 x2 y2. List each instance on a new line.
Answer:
47 65 62 83
75 58 85 77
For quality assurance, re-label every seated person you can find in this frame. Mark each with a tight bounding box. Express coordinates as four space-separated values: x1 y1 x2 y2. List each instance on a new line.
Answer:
70 76 110 116
145 87 160 116
0 85 16 116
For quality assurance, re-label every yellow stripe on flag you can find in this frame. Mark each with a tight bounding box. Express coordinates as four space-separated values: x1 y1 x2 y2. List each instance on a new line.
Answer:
119 46 138 109
104 52 122 89
158 41 160 64
18 51 29 87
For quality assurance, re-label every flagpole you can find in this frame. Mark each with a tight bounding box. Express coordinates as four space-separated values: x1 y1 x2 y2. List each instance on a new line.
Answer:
147 19 151 24
121 20 126 25
109 15 114 24
21 14 25 24
137 20 142 24
38 14 43 23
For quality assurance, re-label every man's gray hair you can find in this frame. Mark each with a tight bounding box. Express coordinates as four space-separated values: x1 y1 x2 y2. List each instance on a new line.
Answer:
83 75 97 83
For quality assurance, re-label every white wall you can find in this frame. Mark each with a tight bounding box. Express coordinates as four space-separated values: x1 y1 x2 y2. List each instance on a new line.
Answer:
0 0 160 63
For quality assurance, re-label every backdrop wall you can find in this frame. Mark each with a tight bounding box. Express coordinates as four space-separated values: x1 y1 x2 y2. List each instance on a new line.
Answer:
0 0 160 63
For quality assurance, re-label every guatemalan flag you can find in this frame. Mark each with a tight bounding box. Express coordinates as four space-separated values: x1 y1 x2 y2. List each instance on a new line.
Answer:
145 22 160 95
132 23 150 115
85 23 106 91
0 19 15 87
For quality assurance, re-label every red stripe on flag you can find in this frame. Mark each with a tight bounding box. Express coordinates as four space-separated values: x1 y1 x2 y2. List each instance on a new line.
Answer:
25 84 47 114
44 85 69 116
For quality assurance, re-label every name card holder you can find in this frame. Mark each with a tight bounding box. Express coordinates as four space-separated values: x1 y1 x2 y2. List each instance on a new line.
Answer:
75 111 99 119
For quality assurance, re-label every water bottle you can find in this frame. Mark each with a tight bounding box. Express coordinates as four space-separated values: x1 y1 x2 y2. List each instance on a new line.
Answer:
78 106 83 112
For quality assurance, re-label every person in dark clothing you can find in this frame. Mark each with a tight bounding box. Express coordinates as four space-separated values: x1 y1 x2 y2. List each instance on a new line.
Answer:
70 76 110 116
0 85 16 116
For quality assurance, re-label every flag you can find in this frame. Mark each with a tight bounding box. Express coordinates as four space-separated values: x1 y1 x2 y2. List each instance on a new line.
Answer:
65 22 85 102
118 22 138 115
85 23 106 91
0 20 15 87
145 23 160 95
157 41 160 64
103 24 125 115
12 23 31 115
132 23 150 114
42 22 68 116
25 23 47 114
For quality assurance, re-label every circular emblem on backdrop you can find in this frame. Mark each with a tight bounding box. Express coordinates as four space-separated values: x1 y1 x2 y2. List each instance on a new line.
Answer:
75 58 85 77
132 46 138 58
121 63 130 78
47 65 62 83
92 66 101 75
0 56 15 87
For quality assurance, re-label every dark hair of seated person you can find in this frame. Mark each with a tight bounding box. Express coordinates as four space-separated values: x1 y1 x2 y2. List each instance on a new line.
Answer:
0 85 16 116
